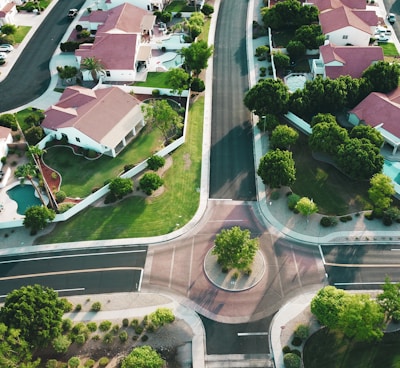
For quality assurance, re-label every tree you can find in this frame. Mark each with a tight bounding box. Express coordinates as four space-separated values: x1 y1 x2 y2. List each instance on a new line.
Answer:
0 24 17 35
336 138 383 180
149 308 175 328
56 65 78 84
244 79 289 117
272 52 290 71
0 322 35 367
310 113 337 127
179 40 213 76
257 149 296 188
23 205 56 234
212 226 259 272
368 173 395 213
81 57 105 82
147 155 166 171
350 125 384 148
295 197 318 217
185 11 205 40
257 113 280 133
121 346 164 368
167 68 189 98
109 177 133 199
24 125 44 145
201 3 214 16
308 122 349 156
377 277 400 322
294 24 324 50
139 172 164 195
283 353 301 368
255 45 270 60
141 99 183 142
362 61 400 93
14 163 47 206
0 113 17 129
52 335 71 353
0 285 64 348
286 40 306 61
270 125 299 149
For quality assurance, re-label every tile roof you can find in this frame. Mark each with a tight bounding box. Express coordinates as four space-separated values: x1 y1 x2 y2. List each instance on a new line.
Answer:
0 126 11 140
319 6 376 34
312 0 366 12
320 43 383 78
42 86 141 145
350 87 400 138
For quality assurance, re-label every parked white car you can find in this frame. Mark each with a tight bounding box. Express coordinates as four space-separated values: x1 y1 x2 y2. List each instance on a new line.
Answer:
0 44 13 52
375 27 392 36
387 13 396 24
0 52 7 60
377 34 390 42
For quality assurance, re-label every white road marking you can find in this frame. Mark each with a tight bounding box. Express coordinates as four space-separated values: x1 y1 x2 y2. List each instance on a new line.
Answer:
0 287 86 298
168 246 176 289
187 237 195 298
318 244 326 265
237 332 268 336
325 262 400 267
334 282 386 286
0 249 146 264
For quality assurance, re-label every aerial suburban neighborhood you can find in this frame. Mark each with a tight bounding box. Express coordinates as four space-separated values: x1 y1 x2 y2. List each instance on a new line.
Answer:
1 0 400 366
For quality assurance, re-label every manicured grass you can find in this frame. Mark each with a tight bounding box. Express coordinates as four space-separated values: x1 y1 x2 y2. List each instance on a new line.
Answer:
133 72 170 88
15 107 44 132
43 127 164 198
379 42 399 57
36 97 204 243
165 0 195 12
14 26 31 44
303 328 400 368
290 134 372 215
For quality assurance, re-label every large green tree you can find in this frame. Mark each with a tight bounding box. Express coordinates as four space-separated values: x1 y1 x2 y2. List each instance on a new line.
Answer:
273 52 290 71
336 138 383 180
109 177 133 199
377 277 400 322
349 125 384 148
244 79 289 117
310 113 337 127
286 40 306 61
257 149 296 188
270 125 299 150
167 68 190 98
294 24 324 50
368 173 395 213
141 99 183 142
23 205 56 234
121 346 164 368
308 122 349 156
0 285 64 348
212 226 259 272
180 40 213 76
362 61 400 93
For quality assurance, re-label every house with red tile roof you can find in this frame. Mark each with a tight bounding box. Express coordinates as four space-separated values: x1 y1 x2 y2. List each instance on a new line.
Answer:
312 42 383 79
41 86 145 157
310 0 366 13
97 0 169 12
0 0 19 26
319 5 378 46
348 87 400 154
75 3 156 83
0 126 12 167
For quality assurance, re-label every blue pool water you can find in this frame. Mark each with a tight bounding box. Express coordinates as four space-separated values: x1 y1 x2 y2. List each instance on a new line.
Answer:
383 160 400 184
162 54 184 69
161 34 185 47
7 184 42 215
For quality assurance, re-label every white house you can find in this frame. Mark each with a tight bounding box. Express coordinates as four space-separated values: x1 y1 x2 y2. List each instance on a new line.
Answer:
0 0 20 26
0 126 12 164
319 6 378 46
91 0 170 11
41 86 145 157
75 3 156 83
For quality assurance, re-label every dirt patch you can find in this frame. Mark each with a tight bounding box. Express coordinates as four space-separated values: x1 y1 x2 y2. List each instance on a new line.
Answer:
183 153 191 170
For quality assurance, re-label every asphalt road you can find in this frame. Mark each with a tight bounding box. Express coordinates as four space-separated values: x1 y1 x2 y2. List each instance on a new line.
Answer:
209 0 256 200
0 246 147 300
383 0 400 38
0 0 85 112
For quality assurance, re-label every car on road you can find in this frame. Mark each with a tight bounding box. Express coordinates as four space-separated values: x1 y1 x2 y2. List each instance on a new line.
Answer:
387 13 396 24
375 27 392 36
0 52 8 60
0 44 13 52
68 8 78 18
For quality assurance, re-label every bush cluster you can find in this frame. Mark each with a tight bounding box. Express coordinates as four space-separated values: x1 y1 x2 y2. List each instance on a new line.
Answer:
339 215 352 223
320 216 338 227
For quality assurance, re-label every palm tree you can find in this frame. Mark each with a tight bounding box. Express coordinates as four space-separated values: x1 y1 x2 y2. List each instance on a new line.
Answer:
81 57 105 82
14 163 47 206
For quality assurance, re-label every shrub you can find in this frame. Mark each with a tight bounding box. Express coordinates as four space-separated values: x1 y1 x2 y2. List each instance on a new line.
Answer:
62 318 73 332
75 333 87 345
52 335 72 353
75 24 83 32
339 215 352 222
291 349 301 357
132 335 139 341
291 336 303 346
147 155 166 171
92 334 100 341
287 193 301 211
60 297 73 312
91 301 101 311
55 190 66 203
87 321 97 332
104 191 117 204
152 89 161 97
72 322 87 335
99 320 112 332
98 357 109 367
149 308 175 328
270 191 280 200
112 324 120 334
191 77 205 92
282 345 291 354
122 318 129 327
320 216 335 227
141 334 149 341
68 357 80 368
294 324 309 340
0 113 16 128
60 41 81 52
135 325 144 335
365 211 374 220
119 330 128 342
75 304 82 312
201 3 214 16
84 359 95 368
124 163 135 172
283 353 301 368
103 332 114 344
383 216 393 226
131 318 139 327
139 172 164 195
46 359 58 368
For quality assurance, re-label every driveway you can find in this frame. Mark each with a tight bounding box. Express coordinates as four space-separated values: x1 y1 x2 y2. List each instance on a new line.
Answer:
0 0 85 112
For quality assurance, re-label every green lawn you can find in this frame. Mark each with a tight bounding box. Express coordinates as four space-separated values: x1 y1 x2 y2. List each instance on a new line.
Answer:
15 107 44 132
36 97 204 243
304 328 400 368
43 127 164 198
291 134 372 215
165 0 196 12
133 72 170 88
379 42 399 57
13 26 31 44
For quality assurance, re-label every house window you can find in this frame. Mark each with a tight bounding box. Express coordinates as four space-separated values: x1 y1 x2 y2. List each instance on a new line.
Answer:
342 35 348 39
76 137 80 142
106 71 111 77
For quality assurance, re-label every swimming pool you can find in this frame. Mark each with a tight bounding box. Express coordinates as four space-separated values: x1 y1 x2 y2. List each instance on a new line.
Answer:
161 34 186 50
383 160 400 184
284 73 308 93
6 184 42 215
162 54 184 69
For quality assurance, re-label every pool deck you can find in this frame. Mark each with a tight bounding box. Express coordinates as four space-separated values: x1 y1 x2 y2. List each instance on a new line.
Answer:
0 181 25 222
